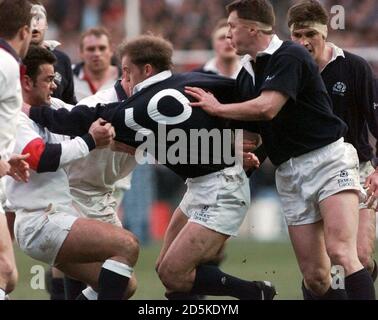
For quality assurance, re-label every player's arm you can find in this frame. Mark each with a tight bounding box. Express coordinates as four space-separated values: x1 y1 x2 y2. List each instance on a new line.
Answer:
15 115 113 173
27 102 119 137
184 88 288 121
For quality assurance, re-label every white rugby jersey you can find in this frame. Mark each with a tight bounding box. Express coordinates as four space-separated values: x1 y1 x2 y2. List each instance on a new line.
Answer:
0 47 22 161
67 83 136 197
5 111 93 212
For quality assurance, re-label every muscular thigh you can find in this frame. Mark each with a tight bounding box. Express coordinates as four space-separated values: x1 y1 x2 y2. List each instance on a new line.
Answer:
160 222 229 274
55 217 132 265
288 221 331 274
0 214 15 263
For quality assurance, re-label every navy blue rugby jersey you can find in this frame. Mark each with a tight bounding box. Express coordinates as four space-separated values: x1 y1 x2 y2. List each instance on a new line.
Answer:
30 72 239 179
236 41 348 166
322 50 378 163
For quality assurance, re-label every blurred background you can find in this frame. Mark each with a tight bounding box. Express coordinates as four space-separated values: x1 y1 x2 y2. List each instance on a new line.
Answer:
10 0 378 299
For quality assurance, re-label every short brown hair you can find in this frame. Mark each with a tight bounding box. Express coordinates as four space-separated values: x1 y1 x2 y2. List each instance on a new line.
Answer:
79 27 112 51
0 0 32 40
23 45 57 82
287 0 329 28
118 35 173 73
226 0 275 27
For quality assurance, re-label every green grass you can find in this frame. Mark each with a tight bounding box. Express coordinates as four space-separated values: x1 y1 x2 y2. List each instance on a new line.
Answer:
10 240 378 300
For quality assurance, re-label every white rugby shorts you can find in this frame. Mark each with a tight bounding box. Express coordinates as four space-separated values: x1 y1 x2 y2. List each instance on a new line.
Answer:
70 189 122 227
14 204 79 265
359 161 375 210
179 164 250 236
276 138 362 226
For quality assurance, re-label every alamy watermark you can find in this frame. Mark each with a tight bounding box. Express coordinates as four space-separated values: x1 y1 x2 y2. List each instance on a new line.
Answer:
330 5 345 30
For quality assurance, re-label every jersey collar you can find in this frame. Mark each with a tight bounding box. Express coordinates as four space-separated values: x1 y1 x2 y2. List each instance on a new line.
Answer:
0 38 21 63
133 70 173 95
241 34 283 83
321 42 345 72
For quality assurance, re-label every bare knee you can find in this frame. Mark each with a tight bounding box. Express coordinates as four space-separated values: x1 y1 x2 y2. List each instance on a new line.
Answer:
114 231 140 266
302 266 330 295
157 261 189 292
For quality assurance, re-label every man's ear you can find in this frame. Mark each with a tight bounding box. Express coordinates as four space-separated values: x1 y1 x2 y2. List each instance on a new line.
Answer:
19 25 30 41
22 75 34 92
144 64 154 77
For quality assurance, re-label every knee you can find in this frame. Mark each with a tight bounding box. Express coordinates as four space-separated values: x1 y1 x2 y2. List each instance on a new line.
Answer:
0 257 18 293
302 266 330 294
326 244 351 267
118 232 140 266
157 261 186 292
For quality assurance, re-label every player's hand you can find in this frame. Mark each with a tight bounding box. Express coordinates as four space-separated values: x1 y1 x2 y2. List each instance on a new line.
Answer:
243 152 260 171
0 159 11 178
111 141 137 155
7 153 30 183
364 170 378 210
89 118 116 148
184 86 222 116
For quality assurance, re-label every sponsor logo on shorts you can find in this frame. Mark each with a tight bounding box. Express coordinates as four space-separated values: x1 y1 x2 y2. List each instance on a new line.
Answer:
192 206 211 223
338 170 354 187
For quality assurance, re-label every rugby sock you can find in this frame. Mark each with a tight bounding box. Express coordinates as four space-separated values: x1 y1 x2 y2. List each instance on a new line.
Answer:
301 280 347 300
97 259 132 300
165 292 201 300
345 268 376 300
370 260 377 283
0 288 5 300
75 293 87 300
190 264 273 300
50 277 65 300
63 276 86 300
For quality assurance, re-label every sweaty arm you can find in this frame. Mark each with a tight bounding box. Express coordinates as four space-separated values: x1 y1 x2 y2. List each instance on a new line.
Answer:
29 101 120 137
15 113 95 173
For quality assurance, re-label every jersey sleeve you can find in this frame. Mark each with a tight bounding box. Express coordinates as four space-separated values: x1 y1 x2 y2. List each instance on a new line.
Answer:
260 54 304 101
29 102 117 137
15 114 94 173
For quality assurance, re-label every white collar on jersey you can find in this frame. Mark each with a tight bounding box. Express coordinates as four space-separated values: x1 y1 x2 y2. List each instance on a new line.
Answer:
133 70 173 95
240 34 283 83
321 42 345 72
203 57 242 79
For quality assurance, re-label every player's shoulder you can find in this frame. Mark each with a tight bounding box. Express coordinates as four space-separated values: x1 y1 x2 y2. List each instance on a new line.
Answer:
342 50 373 73
51 97 75 111
0 49 20 77
78 87 117 107
275 41 313 62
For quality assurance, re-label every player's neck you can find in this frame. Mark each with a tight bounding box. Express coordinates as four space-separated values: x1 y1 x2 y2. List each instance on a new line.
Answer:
4 38 22 58
317 44 333 72
215 58 239 78
250 34 274 61
84 65 117 84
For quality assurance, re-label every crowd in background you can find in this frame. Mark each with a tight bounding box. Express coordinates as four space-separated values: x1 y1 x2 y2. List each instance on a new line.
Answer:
39 0 378 67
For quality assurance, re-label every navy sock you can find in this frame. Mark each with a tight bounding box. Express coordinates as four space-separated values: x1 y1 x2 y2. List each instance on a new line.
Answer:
75 293 88 300
97 260 132 300
190 264 268 300
50 278 65 300
301 280 347 300
345 268 376 300
64 276 86 300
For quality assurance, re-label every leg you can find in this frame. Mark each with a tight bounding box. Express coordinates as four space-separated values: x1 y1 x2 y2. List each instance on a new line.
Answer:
0 214 17 296
320 191 375 299
158 221 274 299
155 207 188 271
288 221 333 297
357 208 376 274
55 217 139 300
158 221 227 292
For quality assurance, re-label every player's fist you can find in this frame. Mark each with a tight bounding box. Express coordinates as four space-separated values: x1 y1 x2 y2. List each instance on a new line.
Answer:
89 118 116 148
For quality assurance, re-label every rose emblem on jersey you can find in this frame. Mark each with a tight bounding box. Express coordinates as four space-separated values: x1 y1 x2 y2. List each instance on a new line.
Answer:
332 82 347 96
54 72 62 85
